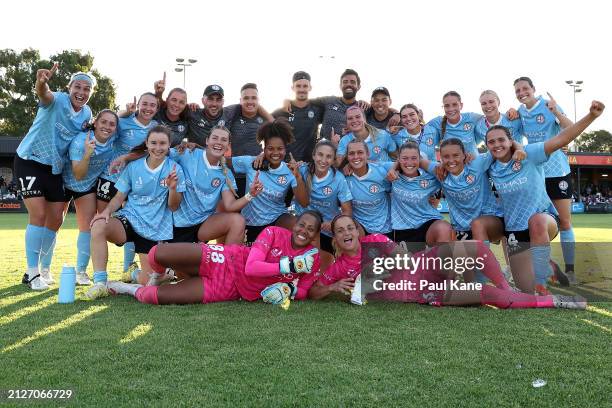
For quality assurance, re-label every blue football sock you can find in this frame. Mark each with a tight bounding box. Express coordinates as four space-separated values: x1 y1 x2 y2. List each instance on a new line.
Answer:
531 245 552 285
39 227 57 269
123 242 135 272
25 224 45 269
560 228 575 270
93 271 108 284
76 231 91 273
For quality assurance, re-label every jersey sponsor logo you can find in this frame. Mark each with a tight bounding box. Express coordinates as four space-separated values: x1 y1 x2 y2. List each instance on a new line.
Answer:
211 178 221 188
369 184 380 193
420 179 429 188
463 123 472 131
178 125 186 133
536 114 545 124
271 248 282 257
465 174 475 184
322 186 333 196
308 110 314 119
277 175 288 185
559 180 568 191
512 161 522 172
373 146 382 154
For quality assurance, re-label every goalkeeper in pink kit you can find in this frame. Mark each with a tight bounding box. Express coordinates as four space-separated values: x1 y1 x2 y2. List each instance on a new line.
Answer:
107 211 322 305
309 215 586 310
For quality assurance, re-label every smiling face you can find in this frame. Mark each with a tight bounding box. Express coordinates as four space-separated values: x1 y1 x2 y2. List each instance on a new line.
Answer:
264 136 286 167
479 92 500 120
443 94 462 123
371 93 390 117
313 144 335 175
486 128 513 162
340 74 360 100
146 131 170 160
93 112 117 143
347 141 368 171
166 90 187 118
400 106 421 132
440 143 465 175
332 216 360 254
292 79 311 102
514 80 536 107
346 107 365 133
203 94 224 117
68 80 92 111
138 94 159 122
399 147 420 177
292 213 319 248
206 128 230 161
240 88 259 116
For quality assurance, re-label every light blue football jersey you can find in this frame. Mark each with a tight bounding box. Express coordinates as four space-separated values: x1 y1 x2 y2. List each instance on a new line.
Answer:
337 129 397 162
426 154 501 232
488 143 557 231
169 148 236 227
391 125 439 161
381 163 442 230
17 92 92 174
428 112 483 155
346 163 392 233
232 156 297 226
102 113 158 182
115 157 186 241
294 165 353 237
475 115 523 144
63 131 116 192
518 96 570 177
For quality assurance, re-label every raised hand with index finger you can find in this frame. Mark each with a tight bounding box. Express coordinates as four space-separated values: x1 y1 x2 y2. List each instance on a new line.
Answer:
36 62 58 85
165 164 178 190
126 96 138 114
84 131 96 156
154 72 166 96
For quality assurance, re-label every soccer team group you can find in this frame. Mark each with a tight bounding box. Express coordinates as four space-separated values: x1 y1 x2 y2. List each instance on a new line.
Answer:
13 63 606 309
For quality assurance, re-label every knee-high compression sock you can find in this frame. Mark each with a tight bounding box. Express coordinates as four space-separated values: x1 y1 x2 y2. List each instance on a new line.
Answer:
123 242 136 272
531 245 552 286
135 286 159 305
560 228 575 272
25 224 45 270
39 227 57 269
480 285 554 309
76 231 91 273
476 242 511 291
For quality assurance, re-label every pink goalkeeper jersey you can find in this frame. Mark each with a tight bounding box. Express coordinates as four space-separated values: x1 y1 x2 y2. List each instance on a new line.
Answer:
235 226 321 301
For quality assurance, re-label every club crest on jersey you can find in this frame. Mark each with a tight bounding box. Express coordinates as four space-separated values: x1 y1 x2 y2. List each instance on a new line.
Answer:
198 120 208 127
512 161 522 172
308 110 315 119
218 120 225 127
277 175 288 185
240 119 245 125
463 123 472 131
466 174 475 184
536 114 545 124
178 125 186 133
559 180 568 191
81 120 90 130
211 178 221 187
373 146 382 154
322 186 333 196
426 137 434 146
257 117 264 124
420 180 429 188
369 184 380 193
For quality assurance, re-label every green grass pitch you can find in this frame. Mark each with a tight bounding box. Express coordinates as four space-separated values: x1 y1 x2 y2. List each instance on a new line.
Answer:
0 213 611 407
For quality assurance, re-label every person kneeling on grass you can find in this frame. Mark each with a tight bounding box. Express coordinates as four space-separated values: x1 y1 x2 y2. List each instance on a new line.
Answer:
106 211 322 305
307 214 586 310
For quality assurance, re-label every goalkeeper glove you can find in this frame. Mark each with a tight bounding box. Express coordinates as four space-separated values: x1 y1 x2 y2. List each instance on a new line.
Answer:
261 282 297 305
279 248 318 274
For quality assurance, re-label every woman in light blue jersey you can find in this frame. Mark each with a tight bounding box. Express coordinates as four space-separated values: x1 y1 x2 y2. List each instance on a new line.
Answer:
485 100 605 294
62 110 118 285
87 126 185 300
475 90 522 143
514 76 577 284
14 64 95 290
336 106 397 166
394 104 439 161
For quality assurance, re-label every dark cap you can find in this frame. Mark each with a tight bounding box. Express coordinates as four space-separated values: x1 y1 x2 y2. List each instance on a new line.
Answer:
292 71 311 82
204 84 224 97
371 86 390 98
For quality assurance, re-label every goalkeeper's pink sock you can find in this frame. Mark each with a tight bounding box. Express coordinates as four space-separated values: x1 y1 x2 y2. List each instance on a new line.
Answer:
147 245 165 274
476 242 511 291
480 286 554 309
135 286 159 305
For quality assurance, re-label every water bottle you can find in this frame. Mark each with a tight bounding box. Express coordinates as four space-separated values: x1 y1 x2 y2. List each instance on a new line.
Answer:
58 265 76 303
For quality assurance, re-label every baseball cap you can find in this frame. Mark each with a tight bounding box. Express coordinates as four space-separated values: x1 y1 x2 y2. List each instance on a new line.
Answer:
204 84 224 97
371 86 390 98
292 71 311 82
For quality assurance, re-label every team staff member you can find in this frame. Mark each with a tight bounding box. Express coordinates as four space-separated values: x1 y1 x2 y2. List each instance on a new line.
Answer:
272 71 323 162
15 63 94 290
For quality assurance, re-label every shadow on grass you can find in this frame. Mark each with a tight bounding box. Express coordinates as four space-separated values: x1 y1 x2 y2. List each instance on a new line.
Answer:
0 285 57 313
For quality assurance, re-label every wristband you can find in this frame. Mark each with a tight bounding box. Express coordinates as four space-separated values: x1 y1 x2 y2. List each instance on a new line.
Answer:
244 192 253 202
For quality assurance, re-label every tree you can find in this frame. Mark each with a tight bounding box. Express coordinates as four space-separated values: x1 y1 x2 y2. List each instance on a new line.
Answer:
0 48 117 137
574 130 612 153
